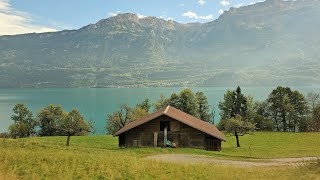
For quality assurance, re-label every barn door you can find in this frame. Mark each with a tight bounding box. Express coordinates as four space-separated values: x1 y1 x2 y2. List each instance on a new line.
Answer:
179 133 188 147
206 138 214 151
119 134 125 148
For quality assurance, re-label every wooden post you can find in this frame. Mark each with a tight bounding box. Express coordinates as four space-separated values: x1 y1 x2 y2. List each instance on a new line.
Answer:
154 132 158 147
164 127 167 147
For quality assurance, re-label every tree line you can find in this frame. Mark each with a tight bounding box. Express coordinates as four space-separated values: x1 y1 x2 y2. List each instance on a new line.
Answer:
218 86 320 133
106 87 320 147
2 86 319 147
106 87 320 134
106 89 214 134
1 104 93 146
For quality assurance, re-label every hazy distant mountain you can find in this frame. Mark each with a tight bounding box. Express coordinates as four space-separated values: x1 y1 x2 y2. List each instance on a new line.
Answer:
1 0 320 88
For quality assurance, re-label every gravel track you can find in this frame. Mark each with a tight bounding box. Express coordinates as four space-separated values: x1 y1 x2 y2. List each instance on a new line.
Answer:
146 154 320 167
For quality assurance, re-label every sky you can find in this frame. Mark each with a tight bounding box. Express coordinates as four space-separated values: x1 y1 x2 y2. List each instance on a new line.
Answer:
0 0 265 35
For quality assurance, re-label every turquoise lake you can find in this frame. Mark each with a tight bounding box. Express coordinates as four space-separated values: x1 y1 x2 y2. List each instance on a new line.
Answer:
1 87 319 133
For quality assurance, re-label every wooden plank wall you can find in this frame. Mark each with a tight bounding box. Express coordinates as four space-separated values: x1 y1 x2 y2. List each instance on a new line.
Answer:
123 115 221 151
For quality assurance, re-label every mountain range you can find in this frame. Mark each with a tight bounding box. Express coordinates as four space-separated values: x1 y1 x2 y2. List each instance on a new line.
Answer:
1 0 320 88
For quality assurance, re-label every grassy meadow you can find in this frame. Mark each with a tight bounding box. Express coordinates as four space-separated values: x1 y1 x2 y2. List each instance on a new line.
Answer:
1 132 320 179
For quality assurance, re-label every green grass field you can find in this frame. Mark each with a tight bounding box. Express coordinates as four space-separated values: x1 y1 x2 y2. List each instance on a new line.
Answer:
1 132 320 179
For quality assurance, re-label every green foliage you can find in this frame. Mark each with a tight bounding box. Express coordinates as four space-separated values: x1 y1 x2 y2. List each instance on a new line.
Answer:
136 98 151 112
9 104 36 138
56 109 92 136
177 89 198 117
218 86 248 130
250 100 273 131
37 104 91 138
311 106 320 131
8 123 29 138
106 104 148 135
0 132 9 138
267 86 308 132
306 92 320 111
196 92 212 123
37 104 64 136
154 89 212 122
154 94 170 110
218 90 236 120
224 115 256 147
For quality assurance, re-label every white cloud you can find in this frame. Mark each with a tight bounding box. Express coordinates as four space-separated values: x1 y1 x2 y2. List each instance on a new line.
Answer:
179 3 185 7
198 0 206 5
182 11 213 20
0 0 57 35
160 15 174 21
108 11 121 17
137 14 147 19
234 3 244 8
108 12 118 17
220 0 230 6
218 9 224 15
108 12 146 19
182 11 198 19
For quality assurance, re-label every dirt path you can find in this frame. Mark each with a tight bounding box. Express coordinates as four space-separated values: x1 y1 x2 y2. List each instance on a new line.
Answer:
146 154 319 167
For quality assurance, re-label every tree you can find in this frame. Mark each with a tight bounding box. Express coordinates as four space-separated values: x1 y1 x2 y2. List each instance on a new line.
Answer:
210 104 216 124
178 89 198 117
289 91 308 132
225 115 255 147
9 104 36 138
218 90 236 120
233 86 248 118
37 104 64 136
9 123 29 138
136 98 151 112
218 86 248 130
195 92 212 122
267 86 292 131
306 92 320 111
154 89 212 121
106 104 148 135
56 109 93 146
169 93 180 108
312 106 320 132
267 87 308 132
219 86 247 120
154 94 170 110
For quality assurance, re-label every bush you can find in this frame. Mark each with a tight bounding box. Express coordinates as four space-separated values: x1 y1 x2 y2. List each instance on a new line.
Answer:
0 132 10 138
9 123 29 138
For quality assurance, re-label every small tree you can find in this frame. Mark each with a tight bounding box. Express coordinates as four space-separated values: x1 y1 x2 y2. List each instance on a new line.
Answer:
9 104 37 138
56 109 93 146
225 115 255 147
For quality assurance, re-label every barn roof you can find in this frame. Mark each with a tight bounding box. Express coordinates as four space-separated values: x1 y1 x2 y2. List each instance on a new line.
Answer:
114 106 226 141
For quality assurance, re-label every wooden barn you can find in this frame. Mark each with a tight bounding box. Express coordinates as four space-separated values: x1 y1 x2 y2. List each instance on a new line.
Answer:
114 106 226 151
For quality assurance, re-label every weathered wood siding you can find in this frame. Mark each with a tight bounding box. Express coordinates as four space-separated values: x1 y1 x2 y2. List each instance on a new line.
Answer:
123 115 221 151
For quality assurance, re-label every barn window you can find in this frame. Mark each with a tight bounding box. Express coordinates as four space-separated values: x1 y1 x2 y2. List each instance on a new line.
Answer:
160 121 170 131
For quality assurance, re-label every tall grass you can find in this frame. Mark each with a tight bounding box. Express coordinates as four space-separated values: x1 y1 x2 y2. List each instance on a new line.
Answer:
0 132 320 179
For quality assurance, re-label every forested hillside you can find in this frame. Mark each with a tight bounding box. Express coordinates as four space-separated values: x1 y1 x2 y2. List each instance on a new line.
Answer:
0 0 320 87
